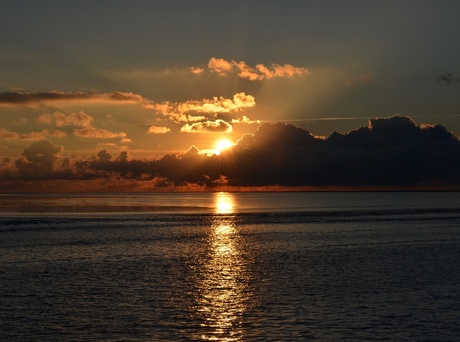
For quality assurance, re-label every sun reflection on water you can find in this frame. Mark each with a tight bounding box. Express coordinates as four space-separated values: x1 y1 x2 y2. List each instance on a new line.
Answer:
215 192 235 214
192 192 251 341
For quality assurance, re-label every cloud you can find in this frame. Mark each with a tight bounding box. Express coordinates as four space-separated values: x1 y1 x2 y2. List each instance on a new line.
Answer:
0 127 67 140
231 116 261 124
0 90 148 107
147 125 171 134
37 114 53 125
74 127 129 140
116 151 128 162
0 128 20 139
190 67 204 75
38 111 128 140
1 90 257 132
97 149 112 162
22 140 61 166
225 116 460 187
3 116 460 190
181 119 233 133
437 73 460 85
150 92 256 124
53 111 93 127
196 57 310 80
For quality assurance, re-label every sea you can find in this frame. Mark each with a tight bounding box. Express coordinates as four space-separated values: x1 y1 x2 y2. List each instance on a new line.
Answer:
1 192 460 341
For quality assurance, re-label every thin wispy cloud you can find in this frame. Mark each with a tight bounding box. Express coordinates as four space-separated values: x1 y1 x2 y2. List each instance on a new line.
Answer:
0 91 146 107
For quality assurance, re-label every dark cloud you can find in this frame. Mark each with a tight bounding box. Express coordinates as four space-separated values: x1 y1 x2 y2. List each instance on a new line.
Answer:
3 140 75 182
0 90 145 106
0 91 94 105
116 151 128 162
2 116 460 190
437 73 460 85
239 115 459 187
97 149 112 162
22 140 61 166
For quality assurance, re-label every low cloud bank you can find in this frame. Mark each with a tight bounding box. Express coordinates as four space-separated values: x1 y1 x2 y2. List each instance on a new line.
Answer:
1 116 460 191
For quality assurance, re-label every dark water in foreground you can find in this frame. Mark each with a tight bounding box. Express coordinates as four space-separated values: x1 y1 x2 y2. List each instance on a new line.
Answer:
1 192 460 341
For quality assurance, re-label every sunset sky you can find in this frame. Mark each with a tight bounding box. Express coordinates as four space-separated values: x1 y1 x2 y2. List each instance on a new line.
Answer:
2 1 460 191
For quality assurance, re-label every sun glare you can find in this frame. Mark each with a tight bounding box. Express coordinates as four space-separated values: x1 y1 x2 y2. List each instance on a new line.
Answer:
215 192 235 214
215 138 233 154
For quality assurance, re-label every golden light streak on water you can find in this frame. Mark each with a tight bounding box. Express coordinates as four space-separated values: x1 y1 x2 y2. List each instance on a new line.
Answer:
192 193 251 341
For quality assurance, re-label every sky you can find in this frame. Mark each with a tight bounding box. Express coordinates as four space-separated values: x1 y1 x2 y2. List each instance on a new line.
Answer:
1 0 460 191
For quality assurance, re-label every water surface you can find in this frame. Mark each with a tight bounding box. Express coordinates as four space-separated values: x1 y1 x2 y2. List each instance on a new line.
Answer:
1 192 460 340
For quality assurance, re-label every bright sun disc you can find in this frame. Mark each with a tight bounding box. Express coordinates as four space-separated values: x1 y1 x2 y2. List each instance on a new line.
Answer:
215 139 233 153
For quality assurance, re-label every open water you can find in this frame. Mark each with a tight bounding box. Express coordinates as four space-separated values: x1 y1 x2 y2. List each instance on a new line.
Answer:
1 192 460 341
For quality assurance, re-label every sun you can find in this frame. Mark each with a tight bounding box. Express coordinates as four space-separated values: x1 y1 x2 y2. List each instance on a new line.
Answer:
214 138 233 154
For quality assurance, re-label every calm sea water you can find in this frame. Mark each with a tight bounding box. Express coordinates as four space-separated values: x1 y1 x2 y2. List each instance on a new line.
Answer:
1 192 460 341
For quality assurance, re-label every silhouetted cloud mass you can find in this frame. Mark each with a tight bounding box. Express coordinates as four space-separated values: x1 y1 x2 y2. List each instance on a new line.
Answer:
1 116 460 190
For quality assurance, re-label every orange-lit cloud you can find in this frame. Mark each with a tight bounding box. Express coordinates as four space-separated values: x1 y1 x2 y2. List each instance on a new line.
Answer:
39 111 89 129
147 125 171 134
0 127 67 140
20 129 60 140
1 91 257 132
150 92 256 124
37 111 129 141
231 116 261 124
197 57 310 80
180 119 233 133
190 67 204 75
0 127 20 139
74 127 129 140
